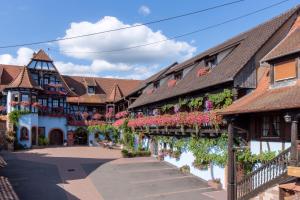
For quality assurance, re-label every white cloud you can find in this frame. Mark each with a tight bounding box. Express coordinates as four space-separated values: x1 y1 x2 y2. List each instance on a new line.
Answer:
0 47 33 65
138 5 151 16
58 16 196 64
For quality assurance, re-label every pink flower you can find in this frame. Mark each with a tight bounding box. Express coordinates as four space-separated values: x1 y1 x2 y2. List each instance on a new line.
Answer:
167 79 177 87
115 111 128 119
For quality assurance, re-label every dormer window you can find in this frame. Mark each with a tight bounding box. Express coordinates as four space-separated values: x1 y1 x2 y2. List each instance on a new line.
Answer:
174 71 183 80
153 81 160 89
205 55 217 68
273 59 296 82
88 86 95 94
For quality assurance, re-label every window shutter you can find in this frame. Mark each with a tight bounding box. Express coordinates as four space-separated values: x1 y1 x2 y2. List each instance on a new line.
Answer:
274 60 296 81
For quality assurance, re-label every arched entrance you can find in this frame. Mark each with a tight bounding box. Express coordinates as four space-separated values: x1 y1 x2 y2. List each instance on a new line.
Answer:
31 127 38 146
49 129 63 145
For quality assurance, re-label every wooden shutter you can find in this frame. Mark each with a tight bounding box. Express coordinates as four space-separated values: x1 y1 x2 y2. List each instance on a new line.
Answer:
274 60 296 81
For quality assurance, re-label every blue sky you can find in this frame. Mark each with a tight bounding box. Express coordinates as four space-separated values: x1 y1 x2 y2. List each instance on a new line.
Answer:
0 0 298 79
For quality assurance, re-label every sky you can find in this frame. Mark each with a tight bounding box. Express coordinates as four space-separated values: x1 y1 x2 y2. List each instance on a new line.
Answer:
0 0 298 80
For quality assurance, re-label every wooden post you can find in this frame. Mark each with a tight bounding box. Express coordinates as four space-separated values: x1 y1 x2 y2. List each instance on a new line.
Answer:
228 120 236 200
291 120 298 166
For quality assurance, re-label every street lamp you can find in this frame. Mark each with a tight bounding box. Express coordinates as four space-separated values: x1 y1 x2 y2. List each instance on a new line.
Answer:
284 113 292 123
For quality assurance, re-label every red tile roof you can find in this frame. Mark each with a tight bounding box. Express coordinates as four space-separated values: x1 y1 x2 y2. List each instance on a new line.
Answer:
32 49 52 61
107 84 123 102
263 18 300 62
129 6 300 109
5 66 42 90
220 67 300 115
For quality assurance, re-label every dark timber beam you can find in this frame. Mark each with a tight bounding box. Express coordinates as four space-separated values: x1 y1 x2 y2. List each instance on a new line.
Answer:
227 119 236 200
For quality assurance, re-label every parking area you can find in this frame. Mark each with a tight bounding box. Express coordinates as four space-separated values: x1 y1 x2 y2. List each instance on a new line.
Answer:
0 147 225 200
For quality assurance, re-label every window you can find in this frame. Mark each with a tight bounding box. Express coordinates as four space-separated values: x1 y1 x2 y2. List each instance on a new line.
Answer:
205 56 217 68
273 60 296 82
12 93 19 102
262 115 280 138
153 81 160 89
52 99 59 108
87 86 95 94
21 94 29 102
43 75 49 85
32 73 39 84
38 98 48 106
174 71 183 80
20 127 29 141
31 95 37 103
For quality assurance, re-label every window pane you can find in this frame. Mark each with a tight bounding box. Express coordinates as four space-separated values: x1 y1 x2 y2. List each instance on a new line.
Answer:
21 94 29 102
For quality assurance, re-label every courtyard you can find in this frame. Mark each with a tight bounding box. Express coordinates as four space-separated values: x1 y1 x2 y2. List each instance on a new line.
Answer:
0 147 224 200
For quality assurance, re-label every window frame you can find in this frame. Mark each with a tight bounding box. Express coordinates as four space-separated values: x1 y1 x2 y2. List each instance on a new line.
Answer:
272 59 298 83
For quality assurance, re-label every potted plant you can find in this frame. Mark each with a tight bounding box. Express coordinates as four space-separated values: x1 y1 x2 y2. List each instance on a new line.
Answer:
208 178 222 190
179 165 190 174
5 130 15 151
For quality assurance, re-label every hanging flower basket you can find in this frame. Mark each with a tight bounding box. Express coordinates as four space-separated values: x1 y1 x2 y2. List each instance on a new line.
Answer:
0 106 6 112
20 101 30 107
92 113 102 120
10 101 19 107
115 111 128 119
197 68 210 77
167 79 177 87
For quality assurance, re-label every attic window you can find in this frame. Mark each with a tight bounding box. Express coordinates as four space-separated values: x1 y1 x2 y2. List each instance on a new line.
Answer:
174 71 183 80
153 81 160 89
88 86 95 94
205 55 217 68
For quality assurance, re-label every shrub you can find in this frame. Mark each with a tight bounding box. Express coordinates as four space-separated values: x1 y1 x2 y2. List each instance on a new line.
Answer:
121 149 151 158
179 165 190 174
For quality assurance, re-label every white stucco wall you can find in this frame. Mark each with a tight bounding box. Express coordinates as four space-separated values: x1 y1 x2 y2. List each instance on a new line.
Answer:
39 116 67 140
250 141 291 154
18 113 38 147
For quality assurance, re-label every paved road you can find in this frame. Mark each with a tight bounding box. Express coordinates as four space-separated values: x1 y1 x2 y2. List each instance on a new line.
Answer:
0 147 225 200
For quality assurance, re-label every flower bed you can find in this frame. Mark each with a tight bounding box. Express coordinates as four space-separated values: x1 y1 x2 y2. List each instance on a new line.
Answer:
113 118 125 127
127 112 221 128
115 111 128 119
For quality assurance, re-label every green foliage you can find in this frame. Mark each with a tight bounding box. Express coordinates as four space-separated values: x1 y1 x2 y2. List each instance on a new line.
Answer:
38 136 49 146
179 165 190 174
178 98 189 110
121 149 151 158
236 148 277 174
88 124 119 142
188 97 203 111
161 104 174 114
119 119 135 150
208 89 233 109
8 110 30 126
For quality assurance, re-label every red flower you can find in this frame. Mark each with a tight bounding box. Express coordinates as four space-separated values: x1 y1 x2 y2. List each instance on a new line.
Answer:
10 101 19 106
32 102 42 108
197 68 210 77
115 111 128 119
167 79 177 88
146 88 154 95
20 101 30 107
113 118 125 127
0 106 6 112
92 113 102 120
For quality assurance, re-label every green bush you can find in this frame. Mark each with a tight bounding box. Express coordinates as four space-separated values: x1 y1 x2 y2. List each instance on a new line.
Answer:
179 165 190 174
38 136 49 146
121 149 151 158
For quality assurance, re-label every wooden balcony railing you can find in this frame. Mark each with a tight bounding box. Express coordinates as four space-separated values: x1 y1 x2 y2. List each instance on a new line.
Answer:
237 147 291 200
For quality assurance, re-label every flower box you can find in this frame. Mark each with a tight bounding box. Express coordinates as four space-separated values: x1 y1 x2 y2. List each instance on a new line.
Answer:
167 79 177 87
197 67 210 77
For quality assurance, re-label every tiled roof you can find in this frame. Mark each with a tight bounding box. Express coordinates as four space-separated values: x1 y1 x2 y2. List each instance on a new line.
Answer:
219 67 300 115
263 17 300 62
32 49 52 61
129 5 300 109
107 84 123 102
5 66 42 90
63 76 141 104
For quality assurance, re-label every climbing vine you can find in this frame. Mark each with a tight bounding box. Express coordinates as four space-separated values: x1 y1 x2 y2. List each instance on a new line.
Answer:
8 110 30 126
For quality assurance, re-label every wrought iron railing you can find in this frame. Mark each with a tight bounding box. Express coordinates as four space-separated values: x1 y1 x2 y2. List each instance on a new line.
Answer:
237 147 291 200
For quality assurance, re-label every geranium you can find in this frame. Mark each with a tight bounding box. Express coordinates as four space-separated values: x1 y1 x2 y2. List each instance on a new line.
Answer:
113 118 125 127
10 101 19 106
167 79 177 87
0 106 6 112
127 112 221 128
152 109 160 116
92 113 102 120
146 88 154 95
174 104 180 113
32 102 42 108
197 68 210 77
115 111 128 119
20 101 30 107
